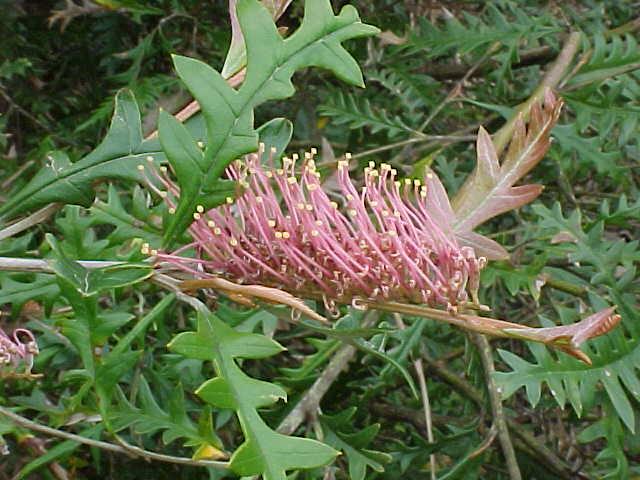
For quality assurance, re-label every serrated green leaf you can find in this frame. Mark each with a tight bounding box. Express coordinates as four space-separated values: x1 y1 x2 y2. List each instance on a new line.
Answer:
170 309 338 479
161 0 378 245
0 89 164 219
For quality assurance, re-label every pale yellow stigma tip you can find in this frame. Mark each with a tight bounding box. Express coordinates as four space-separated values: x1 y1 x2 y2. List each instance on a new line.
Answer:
368 161 375 168
207 220 216 227
311 230 319 237
348 209 357 217
287 176 297 184
150 249 158 256
142 243 150 249
275 231 283 239
394 181 401 188
226 197 233 204
330 202 338 209
414 179 421 187
193 212 201 220
282 231 290 239
168 207 176 214
266 171 273 178
345 152 352 159
292 153 299 160
388 230 397 236
306 204 313 211
404 178 412 185
259 142 265 149
297 203 305 210
255 196 263 203
160 166 168 173
137 164 145 171
311 147 318 155
268 220 276 227
196 205 205 213
315 220 323 226
276 169 284 176
214 227 221 235
146 156 154 162
229 238 238 246
426 172 434 179
159 191 167 198
270 146 277 153
197 141 205 148
304 152 311 159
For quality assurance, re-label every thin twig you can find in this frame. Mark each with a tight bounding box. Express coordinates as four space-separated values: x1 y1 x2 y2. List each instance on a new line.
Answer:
350 133 476 160
470 334 522 479
0 204 61 242
277 311 379 435
421 352 576 479
394 313 435 480
0 256 123 272
419 41 501 132
0 406 230 470
1 160 34 190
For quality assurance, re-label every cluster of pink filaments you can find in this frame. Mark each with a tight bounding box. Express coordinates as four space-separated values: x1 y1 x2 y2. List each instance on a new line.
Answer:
0 327 38 374
144 145 486 310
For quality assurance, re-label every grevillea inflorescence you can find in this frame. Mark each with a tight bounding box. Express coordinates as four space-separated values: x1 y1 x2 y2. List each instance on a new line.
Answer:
0 327 38 376
142 145 487 312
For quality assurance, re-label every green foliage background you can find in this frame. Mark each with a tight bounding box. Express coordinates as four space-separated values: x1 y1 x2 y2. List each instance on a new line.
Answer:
1 1 639 479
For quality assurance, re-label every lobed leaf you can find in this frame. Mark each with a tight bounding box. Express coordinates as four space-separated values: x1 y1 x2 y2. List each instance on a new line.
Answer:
161 0 378 245
0 90 164 220
169 310 338 479
452 90 563 259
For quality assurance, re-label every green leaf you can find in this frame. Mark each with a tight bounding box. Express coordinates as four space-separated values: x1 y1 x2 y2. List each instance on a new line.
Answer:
257 118 293 159
16 425 104 479
170 310 338 479
90 184 163 246
321 409 391 480
112 376 222 449
161 0 378 245
0 89 164 219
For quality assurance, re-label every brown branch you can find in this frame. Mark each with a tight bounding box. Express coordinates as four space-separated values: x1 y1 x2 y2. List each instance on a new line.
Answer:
277 311 379 435
418 45 556 80
394 313 436 480
421 352 577 479
0 204 61 242
470 333 521 480
20 436 70 480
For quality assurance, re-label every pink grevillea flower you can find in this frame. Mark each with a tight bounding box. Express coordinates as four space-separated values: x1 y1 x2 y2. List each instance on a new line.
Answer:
144 145 487 312
0 327 38 375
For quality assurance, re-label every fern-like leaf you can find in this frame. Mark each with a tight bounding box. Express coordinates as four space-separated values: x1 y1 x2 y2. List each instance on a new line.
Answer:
319 90 417 138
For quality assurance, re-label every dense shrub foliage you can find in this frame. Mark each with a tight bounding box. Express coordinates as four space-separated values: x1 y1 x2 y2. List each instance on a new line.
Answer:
1 1 638 479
